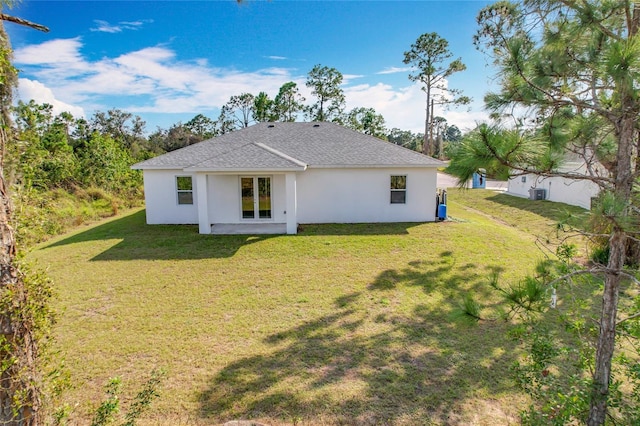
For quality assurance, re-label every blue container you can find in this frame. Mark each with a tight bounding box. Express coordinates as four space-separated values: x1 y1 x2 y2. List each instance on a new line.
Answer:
438 204 447 221
472 172 486 189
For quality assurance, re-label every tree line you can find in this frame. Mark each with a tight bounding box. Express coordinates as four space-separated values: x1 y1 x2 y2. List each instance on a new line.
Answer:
7 63 465 198
149 64 462 156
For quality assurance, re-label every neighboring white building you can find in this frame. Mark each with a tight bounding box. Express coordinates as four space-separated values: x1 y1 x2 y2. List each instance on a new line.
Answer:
507 161 602 209
132 122 444 234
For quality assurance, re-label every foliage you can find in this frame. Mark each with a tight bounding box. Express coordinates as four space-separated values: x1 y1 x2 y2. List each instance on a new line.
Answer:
403 32 470 156
90 370 164 426
0 11 55 425
305 64 345 122
447 124 538 184
184 114 216 140
512 326 593 426
5 102 145 249
457 249 640 424
272 81 305 122
386 128 423 152
0 258 56 424
442 125 464 159
91 378 121 426
345 107 387 139
122 369 165 426
78 133 138 194
252 91 274 123
148 123 203 153
451 2 640 420
11 185 139 248
217 93 255 132
89 109 146 152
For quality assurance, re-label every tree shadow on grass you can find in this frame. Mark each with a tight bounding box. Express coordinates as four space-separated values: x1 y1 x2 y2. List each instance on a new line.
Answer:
369 252 507 307
42 210 276 260
198 253 520 425
487 193 589 229
297 222 423 236
41 210 431 261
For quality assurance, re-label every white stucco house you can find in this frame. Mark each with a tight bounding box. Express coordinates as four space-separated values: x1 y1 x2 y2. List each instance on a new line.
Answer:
132 122 444 235
507 160 603 209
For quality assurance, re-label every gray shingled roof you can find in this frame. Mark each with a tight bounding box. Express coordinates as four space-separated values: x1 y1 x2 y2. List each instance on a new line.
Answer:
132 122 444 171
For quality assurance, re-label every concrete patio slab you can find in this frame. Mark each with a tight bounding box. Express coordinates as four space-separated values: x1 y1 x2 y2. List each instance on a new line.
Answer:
211 223 287 235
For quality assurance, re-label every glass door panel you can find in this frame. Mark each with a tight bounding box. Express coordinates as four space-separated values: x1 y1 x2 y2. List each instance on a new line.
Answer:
241 177 272 220
258 177 271 218
241 177 255 219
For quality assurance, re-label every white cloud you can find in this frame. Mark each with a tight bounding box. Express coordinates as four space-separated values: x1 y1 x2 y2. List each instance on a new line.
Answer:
91 20 121 33
14 38 87 69
376 66 411 75
17 78 86 118
90 19 152 33
14 38 309 115
345 82 488 133
440 109 489 133
342 74 364 84
12 37 486 132
265 55 287 60
120 20 148 28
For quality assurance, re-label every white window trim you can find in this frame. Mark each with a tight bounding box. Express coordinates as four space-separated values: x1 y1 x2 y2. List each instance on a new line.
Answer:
390 175 407 204
176 175 194 205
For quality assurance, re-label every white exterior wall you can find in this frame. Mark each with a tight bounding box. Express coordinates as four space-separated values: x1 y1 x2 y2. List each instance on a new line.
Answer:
142 170 199 224
207 174 287 224
296 168 437 223
508 170 600 209
143 168 438 226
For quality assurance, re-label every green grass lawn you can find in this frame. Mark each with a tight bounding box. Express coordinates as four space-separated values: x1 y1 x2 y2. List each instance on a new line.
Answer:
29 189 591 425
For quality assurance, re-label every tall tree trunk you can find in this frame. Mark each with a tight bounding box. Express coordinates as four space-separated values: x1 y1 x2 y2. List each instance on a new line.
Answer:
587 114 635 426
423 87 431 156
588 235 623 425
0 128 40 425
429 99 434 156
0 21 41 426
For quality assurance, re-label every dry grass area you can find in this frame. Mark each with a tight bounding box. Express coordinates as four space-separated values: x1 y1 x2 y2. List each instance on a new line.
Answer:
28 189 590 425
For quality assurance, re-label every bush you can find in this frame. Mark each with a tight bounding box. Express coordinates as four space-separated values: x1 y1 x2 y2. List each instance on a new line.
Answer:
11 185 142 248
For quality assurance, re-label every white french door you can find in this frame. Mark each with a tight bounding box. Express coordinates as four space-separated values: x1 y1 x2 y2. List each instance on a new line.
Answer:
241 177 272 219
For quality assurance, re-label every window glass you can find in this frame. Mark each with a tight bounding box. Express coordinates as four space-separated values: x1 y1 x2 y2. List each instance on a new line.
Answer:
177 192 193 205
176 176 193 205
177 176 193 191
390 175 407 204
391 175 406 190
241 177 255 218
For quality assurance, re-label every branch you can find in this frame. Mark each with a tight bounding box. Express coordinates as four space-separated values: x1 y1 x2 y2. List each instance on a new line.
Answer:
546 268 602 288
618 270 640 286
617 311 640 326
479 132 615 186
557 0 621 41
0 14 49 32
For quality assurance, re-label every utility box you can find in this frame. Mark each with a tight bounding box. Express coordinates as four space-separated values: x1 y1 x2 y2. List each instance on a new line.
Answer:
438 204 447 221
529 188 546 200
472 171 486 189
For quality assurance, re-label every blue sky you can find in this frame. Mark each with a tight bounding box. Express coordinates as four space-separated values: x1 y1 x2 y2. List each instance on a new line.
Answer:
7 0 496 134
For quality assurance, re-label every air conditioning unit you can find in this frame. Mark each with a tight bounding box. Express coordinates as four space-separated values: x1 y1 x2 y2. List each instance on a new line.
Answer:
529 188 546 200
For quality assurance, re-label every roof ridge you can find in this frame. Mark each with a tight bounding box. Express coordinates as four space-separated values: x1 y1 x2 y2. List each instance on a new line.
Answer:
254 142 308 168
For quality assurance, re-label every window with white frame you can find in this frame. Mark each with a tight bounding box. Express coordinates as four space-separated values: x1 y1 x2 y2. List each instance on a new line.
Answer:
176 176 193 205
390 175 406 204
